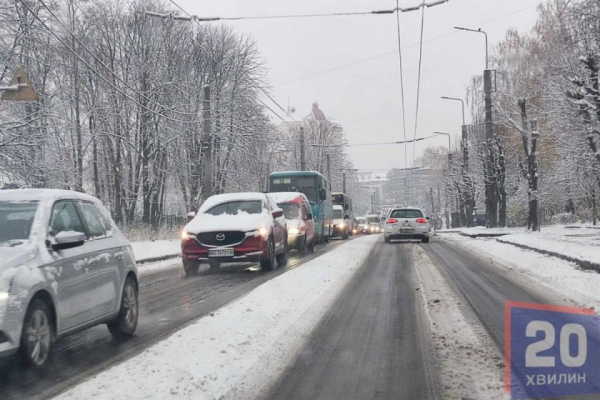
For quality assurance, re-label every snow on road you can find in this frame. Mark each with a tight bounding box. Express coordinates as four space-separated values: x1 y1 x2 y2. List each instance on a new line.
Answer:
454 235 600 312
413 245 504 399
54 235 380 400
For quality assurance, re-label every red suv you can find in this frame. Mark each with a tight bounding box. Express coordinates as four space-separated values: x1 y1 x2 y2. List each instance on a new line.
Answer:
181 193 288 275
269 192 316 255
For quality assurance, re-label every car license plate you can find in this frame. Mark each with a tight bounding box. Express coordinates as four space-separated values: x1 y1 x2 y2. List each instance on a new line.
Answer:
400 229 413 233
209 248 234 258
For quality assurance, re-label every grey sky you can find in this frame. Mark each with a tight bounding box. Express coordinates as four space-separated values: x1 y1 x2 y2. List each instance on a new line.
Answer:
180 0 544 172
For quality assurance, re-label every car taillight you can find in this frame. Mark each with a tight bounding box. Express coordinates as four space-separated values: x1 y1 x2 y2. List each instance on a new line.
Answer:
416 218 427 224
387 218 398 224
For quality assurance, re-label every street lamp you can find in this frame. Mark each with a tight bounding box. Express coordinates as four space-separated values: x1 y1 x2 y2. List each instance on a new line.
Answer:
441 96 465 125
454 27 488 69
433 131 451 154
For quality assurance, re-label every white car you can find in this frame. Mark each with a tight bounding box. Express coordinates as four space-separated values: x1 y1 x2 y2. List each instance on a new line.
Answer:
331 205 350 239
181 193 288 274
384 207 431 243
0 189 138 368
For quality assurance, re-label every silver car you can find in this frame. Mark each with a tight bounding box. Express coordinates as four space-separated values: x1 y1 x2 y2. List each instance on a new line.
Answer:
384 207 431 243
0 189 138 368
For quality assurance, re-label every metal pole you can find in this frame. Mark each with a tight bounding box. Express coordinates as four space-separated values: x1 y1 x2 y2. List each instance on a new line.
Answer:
343 172 346 194
484 69 497 227
326 153 331 183
203 85 213 198
300 127 306 171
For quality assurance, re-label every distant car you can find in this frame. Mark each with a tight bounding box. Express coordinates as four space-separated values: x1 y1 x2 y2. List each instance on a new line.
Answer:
384 207 431 243
181 193 288 274
366 214 382 234
356 217 368 234
0 189 139 368
331 205 351 240
269 192 315 255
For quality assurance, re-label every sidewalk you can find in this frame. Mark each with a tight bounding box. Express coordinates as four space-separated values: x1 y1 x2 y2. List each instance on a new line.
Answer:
130 240 181 264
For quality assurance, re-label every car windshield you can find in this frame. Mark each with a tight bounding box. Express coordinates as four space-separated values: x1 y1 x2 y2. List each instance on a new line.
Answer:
0 201 38 244
333 210 343 219
205 200 262 216
278 202 300 220
390 210 423 219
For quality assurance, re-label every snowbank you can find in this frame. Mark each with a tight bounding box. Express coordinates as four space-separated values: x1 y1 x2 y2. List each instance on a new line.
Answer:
457 235 600 312
130 240 180 263
498 227 600 269
54 235 380 400
414 246 504 398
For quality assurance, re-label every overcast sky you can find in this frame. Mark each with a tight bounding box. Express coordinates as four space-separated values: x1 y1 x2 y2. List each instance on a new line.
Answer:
179 0 544 172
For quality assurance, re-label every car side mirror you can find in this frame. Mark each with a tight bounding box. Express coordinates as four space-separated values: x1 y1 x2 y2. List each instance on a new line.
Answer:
187 211 196 222
305 213 313 220
50 231 86 251
426 217 431 221
319 189 327 201
272 209 284 219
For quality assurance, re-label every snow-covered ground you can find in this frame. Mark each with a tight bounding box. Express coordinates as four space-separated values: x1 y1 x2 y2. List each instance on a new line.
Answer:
453 234 600 312
414 245 504 398
54 235 380 400
130 240 180 263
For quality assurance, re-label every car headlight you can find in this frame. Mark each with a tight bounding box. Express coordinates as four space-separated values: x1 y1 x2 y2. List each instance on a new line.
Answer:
339 223 346 229
181 231 195 240
288 227 301 235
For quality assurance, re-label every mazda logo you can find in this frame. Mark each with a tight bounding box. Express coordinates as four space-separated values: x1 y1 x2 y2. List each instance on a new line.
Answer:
216 233 225 241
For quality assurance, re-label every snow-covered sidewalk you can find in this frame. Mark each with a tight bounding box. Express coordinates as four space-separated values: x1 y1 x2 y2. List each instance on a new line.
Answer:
496 225 600 270
130 240 180 264
54 235 380 400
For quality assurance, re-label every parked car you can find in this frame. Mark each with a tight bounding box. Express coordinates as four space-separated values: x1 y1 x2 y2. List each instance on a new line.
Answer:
0 189 139 368
331 205 351 239
269 192 315 255
384 207 431 243
181 193 288 274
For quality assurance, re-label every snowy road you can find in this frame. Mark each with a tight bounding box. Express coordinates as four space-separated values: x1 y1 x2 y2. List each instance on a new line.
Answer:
266 240 438 400
0 239 348 400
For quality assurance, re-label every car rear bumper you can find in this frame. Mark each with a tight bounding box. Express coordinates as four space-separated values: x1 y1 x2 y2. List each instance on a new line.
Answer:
386 233 428 240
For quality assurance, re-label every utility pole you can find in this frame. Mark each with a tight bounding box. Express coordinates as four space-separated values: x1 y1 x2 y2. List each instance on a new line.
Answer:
326 153 331 183
342 172 347 194
484 69 498 227
203 85 213 198
300 127 306 171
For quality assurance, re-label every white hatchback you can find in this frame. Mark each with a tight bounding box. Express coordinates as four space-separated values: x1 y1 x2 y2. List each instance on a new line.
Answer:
384 207 431 243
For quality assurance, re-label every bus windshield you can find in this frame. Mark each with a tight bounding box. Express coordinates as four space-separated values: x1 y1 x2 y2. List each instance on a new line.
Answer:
270 176 318 203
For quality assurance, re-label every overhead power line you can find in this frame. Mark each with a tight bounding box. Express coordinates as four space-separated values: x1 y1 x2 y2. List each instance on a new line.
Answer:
158 1 449 22
412 1 428 165
395 0 408 170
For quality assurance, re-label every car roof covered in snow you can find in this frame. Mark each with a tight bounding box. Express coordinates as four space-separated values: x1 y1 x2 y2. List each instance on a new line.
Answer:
333 205 344 211
199 192 267 213
0 188 102 203
268 192 308 204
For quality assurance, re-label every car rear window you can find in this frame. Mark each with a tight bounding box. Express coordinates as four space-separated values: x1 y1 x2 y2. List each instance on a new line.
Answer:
390 209 423 219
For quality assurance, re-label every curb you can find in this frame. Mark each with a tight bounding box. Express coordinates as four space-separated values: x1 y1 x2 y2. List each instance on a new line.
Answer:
459 232 510 238
136 253 181 265
496 238 600 273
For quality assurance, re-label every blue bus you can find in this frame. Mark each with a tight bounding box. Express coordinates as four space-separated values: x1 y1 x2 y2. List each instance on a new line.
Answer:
268 171 333 243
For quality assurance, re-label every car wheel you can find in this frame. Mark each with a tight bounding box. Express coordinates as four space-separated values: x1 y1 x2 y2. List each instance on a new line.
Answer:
108 277 138 338
421 236 430 244
260 237 276 271
209 259 221 271
183 259 200 276
20 299 54 369
276 240 288 266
